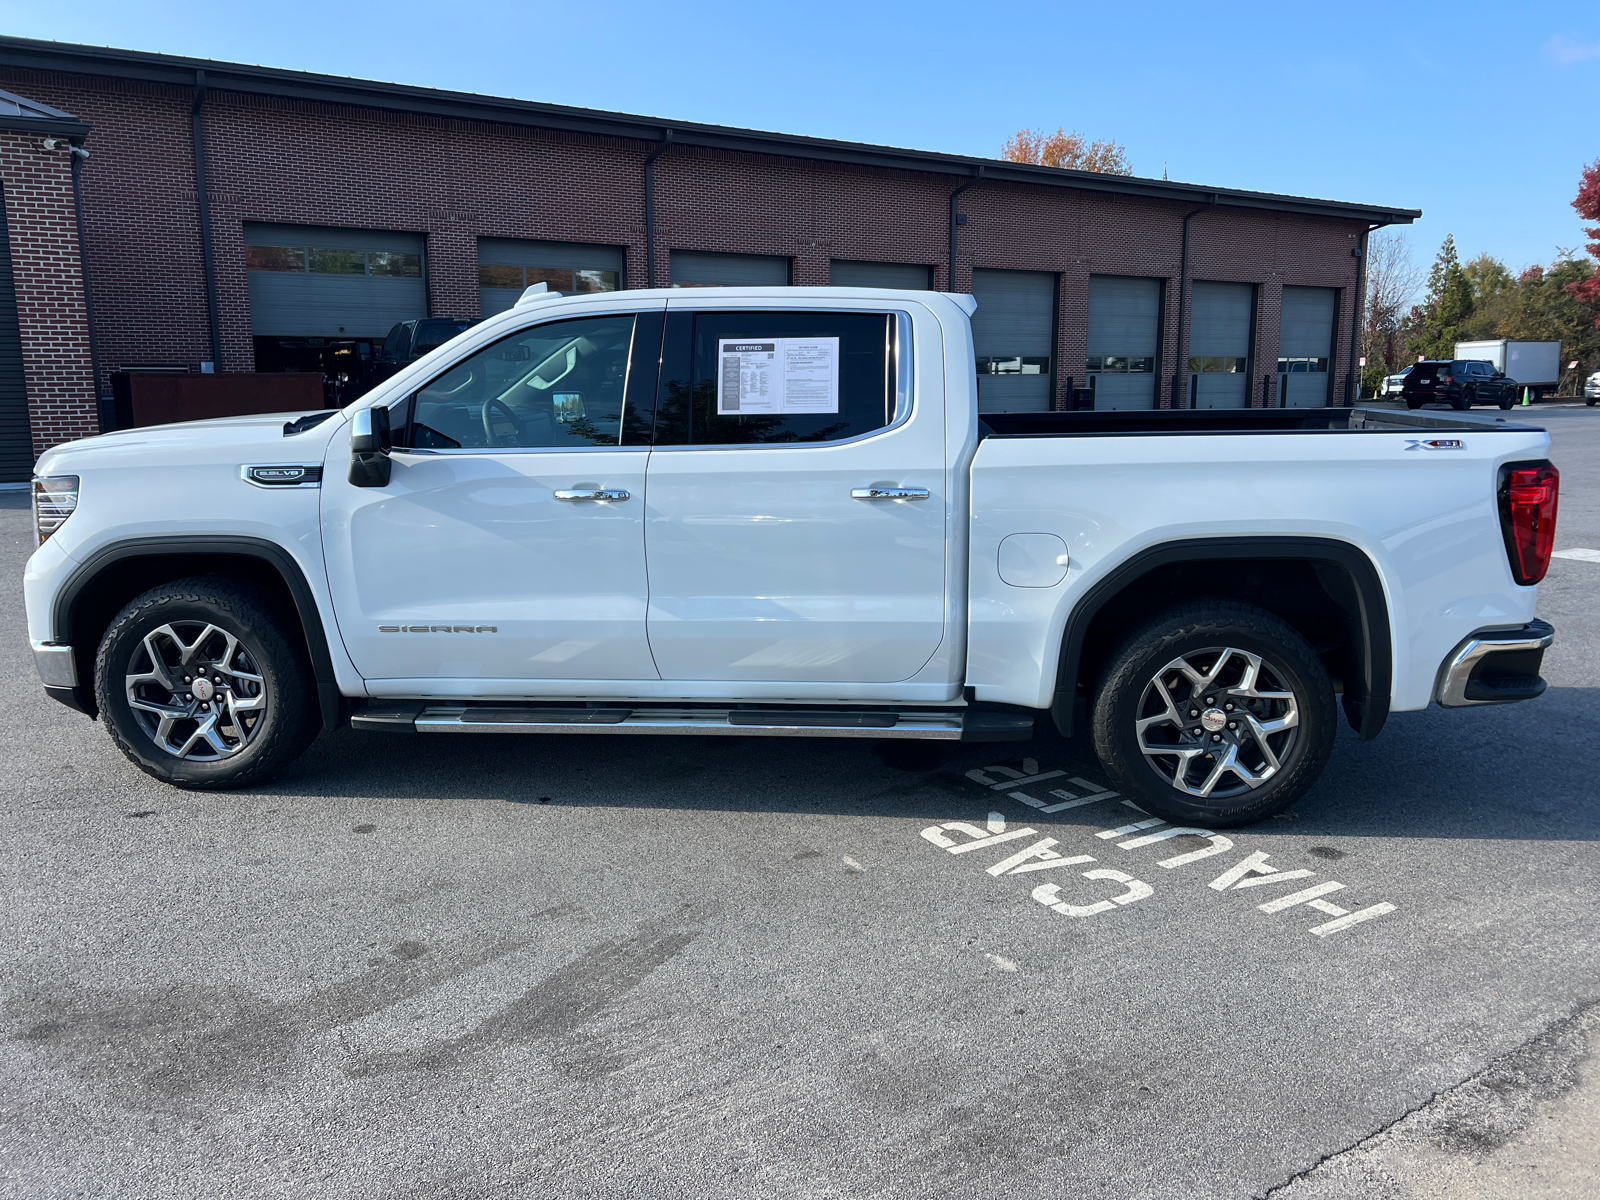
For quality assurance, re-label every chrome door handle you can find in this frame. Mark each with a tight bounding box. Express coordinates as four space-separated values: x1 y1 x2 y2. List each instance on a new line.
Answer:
851 487 931 501
554 488 630 502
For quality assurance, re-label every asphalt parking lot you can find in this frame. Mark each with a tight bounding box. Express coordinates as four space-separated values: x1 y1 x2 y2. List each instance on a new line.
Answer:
2 406 1598 1200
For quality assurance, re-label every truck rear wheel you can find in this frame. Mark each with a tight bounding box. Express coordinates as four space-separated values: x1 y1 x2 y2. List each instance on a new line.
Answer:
1090 601 1337 828
94 576 320 789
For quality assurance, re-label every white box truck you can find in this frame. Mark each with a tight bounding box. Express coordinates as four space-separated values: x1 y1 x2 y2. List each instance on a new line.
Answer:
1454 340 1561 400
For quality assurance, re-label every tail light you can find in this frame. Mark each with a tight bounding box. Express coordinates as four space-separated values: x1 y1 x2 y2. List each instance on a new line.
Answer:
1498 461 1559 585
1442 373 1455 384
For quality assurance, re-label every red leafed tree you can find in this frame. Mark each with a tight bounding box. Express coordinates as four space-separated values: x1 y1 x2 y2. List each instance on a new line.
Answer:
1568 159 1600 318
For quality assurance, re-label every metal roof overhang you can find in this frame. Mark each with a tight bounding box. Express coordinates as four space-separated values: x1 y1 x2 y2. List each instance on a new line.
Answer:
0 36 1420 225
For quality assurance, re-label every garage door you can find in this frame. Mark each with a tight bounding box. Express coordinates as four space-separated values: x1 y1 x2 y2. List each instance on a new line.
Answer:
0 187 33 482
1189 281 1254 409
830 260 932 289
243 223 427 338
1087 275 1160 410
670 251 789 287
971 268 1055 413
1278 286 1336 408
479 238 623 318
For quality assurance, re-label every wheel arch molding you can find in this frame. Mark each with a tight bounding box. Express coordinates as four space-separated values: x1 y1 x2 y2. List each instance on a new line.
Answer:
1051 536 1392 744
51 535 346 732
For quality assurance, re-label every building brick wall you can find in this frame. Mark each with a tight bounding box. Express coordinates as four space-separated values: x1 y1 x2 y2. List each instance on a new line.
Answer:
0 65 1372 444
0 129 97 452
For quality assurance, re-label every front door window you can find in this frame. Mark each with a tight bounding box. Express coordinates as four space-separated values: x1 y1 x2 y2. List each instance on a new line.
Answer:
405 314 648 450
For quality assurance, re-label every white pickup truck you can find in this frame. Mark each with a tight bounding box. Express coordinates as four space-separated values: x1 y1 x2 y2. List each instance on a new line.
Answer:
24 287 1560 827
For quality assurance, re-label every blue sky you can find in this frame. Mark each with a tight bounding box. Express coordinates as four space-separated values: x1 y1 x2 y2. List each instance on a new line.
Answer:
4 0 1595 298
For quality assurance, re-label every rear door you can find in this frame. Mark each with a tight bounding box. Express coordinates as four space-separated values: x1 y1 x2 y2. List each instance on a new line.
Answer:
642 301 946 684
1405 363 1441 399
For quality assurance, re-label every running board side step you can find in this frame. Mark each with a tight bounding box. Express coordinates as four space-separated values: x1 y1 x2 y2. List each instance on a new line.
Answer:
350 705 1033 742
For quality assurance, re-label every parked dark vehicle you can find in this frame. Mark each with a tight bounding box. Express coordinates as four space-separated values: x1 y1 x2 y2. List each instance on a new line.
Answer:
1401 359 1518 411
373 318 479 383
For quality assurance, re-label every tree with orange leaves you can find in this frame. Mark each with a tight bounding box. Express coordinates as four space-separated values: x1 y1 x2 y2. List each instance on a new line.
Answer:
1002 128 1132 175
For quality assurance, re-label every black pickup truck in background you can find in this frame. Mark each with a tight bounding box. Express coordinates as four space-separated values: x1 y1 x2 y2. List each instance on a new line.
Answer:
1401 359 1519 410
371 318 480 385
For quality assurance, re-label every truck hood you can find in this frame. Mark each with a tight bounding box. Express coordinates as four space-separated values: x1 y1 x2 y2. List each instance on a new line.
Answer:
34 410 346 475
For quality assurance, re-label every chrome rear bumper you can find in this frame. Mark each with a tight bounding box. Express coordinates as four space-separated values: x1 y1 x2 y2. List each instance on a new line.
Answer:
1436 620 1553 707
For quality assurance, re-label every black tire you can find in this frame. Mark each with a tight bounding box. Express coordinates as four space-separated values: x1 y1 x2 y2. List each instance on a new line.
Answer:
1498 397 1514 410
1453 389 1473 411
1090 600 1337 828
94 575 320 788
1405 398 1422 410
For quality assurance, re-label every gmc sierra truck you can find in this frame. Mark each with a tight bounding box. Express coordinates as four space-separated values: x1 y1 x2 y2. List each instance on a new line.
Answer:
24 286 1560 827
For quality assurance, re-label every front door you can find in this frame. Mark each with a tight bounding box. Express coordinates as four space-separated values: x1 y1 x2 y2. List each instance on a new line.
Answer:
321 304 664 689
642 304 947 684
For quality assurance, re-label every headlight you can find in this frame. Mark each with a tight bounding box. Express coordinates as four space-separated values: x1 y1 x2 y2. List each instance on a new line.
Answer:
32 476 79 545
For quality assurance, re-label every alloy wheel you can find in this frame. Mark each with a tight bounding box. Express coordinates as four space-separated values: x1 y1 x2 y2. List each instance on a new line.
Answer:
124 621 269 760
1133 645 1300 798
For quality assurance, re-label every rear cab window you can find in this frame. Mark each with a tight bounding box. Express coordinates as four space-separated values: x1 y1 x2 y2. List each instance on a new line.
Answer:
652 310 906 446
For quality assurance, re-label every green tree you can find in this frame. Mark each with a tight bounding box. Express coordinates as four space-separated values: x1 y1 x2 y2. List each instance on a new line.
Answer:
1424 233 1459 303
1406 235 1474 360
1399 247 1600 392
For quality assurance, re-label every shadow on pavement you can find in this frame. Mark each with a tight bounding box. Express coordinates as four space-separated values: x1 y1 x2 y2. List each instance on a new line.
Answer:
223 683 1600 844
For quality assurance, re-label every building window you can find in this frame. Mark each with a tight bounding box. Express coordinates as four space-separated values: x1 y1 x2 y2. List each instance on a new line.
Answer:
244 246 306 271
478 264 523 289
308 248 365 275
368 251 422 277
976 356 1051 375
1277 356 1330 373
476 264 619 293
247 246 421 277
1085 356 1154 373
1188 356 1248 374
575 269 617 293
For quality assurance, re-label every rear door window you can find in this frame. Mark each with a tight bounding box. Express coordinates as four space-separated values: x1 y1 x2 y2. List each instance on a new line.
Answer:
652 310 902 446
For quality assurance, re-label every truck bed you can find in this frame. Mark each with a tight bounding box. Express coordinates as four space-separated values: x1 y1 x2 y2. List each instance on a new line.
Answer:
978 406 1545 438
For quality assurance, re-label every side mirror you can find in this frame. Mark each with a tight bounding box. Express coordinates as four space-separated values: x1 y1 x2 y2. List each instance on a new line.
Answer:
349 406 392 488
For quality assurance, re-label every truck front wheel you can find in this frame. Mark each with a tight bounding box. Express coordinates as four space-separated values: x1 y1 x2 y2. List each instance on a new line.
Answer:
94 576 320 789
1090 601 1337 828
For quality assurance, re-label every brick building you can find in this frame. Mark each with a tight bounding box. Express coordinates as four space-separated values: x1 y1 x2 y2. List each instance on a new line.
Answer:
0 36 1419 481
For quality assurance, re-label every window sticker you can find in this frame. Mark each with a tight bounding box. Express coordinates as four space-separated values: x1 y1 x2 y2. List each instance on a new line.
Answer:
717 337 840 415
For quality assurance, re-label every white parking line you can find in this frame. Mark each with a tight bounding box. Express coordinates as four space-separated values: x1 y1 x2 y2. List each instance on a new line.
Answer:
1552 548 1600 563
919 760 1399 938
1310 903 1398 937
1256 881 1346 913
